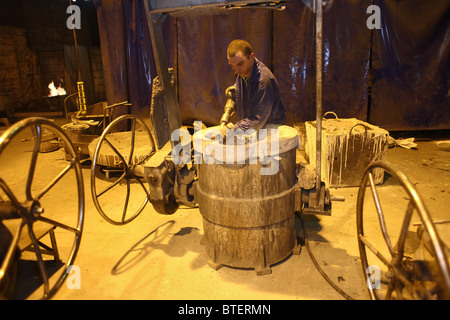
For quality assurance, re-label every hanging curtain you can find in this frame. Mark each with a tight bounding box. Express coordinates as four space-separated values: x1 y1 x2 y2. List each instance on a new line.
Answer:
369 0 450 130
93 0 448 130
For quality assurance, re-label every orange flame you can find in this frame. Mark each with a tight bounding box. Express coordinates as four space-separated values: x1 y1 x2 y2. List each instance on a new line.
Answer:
48 81 66 97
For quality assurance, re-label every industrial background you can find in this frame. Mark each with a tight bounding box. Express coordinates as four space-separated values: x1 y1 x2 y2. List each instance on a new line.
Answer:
1 0 448 130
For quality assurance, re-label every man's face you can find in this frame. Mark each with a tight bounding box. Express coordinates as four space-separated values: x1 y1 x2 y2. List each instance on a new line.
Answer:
228 51 254 78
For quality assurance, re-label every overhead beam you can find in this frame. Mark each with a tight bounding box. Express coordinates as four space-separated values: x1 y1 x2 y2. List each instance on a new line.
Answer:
146 0 286 14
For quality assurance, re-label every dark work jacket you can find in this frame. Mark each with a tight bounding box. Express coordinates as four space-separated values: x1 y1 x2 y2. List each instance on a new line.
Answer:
233 57 286 131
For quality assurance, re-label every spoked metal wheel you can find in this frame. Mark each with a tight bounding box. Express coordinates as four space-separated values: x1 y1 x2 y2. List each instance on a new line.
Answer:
0 117 84 299
357 161 450 300
90 114 155 225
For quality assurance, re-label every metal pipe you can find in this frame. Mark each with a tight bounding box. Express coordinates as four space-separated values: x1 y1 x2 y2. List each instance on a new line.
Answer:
315 0 323 203
220 85 236 128
64 92 78 122
68 0 86 114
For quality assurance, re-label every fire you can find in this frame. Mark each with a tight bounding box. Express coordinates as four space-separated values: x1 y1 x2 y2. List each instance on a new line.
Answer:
48 81 66 97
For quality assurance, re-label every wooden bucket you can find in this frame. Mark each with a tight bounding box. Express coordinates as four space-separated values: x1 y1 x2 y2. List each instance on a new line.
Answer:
61 122 89 143
193 125 300 275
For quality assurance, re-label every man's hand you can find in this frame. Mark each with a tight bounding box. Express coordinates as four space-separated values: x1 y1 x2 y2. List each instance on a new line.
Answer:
219 122 234 138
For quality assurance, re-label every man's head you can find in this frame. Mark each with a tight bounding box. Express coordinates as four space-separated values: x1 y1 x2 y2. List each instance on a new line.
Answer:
227 39 254 78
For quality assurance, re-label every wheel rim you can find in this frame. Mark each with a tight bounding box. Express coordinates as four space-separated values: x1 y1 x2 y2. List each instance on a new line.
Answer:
357 161 450 300
0 117 84 299
91 114 155 225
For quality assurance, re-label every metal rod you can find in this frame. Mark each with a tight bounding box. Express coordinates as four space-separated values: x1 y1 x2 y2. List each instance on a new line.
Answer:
368 172 394 256
128 118 136 166
28 223 50 297
104 137 128 171
38 216 81 234
122 179 131 222
96 171 127 198
0 221 25 283
69 0 81 82
37 159 76 200
358 234 391 267
315 0 323 202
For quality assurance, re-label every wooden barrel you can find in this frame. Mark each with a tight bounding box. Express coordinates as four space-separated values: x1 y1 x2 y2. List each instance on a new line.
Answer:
193 125 300 275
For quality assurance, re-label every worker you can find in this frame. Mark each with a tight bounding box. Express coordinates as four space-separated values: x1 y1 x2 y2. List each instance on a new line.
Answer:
221 39 286 136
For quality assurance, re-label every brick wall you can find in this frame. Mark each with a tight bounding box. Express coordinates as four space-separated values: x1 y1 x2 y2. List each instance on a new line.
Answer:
0 0 105 115
39 50 66 97
89 47 106 102
0 26 42 113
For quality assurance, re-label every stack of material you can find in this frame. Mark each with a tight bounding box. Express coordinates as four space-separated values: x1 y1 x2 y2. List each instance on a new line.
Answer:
305 117 389 187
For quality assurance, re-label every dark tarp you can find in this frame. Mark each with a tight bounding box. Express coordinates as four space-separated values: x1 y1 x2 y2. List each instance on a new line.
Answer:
369 0 450 130
177 9 272 126
123 0 154 119
64 45 95 108
273 0 372 125
94 0 449 131
123 0 177 119
94 0 177 119
93 0 129 117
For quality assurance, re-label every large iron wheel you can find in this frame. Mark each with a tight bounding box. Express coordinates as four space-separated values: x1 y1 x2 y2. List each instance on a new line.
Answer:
357 161 450 300
0 117 85 299
90 114 155 225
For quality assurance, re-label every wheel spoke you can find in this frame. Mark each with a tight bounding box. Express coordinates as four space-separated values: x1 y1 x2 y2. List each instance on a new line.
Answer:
38 216 80 234
358 234 391 266
104 137 128 170
135 151 155 167
0 221 25 282
128 172 150 215
37 159 76 200
368 172 395 256
130 172 150 195
394 201 414 259
128 118 136 166
121 178 131 222
26 125 41 200
27 223 50 297
0 178 22 210
96 171 126 198
386 283 395 300
360 223 427 299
